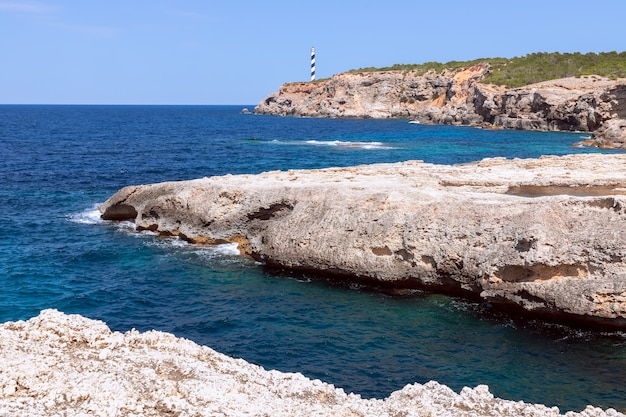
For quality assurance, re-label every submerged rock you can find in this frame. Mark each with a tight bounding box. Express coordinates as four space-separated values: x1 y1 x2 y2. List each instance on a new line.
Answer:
0 309 623 416
100 154 626 328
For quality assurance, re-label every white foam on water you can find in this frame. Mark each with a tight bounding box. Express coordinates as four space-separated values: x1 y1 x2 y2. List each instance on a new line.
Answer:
80 210 240 257
145 236 241 260
69 205 140 233
76 204 243 264
361 142 394 150
212 242 241 256
68 204 104 225
266 139 395 150
304 140 394 150
166 237 190 248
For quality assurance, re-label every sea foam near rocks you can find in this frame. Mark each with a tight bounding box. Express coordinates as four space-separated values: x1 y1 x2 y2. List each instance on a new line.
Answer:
68 204 104 225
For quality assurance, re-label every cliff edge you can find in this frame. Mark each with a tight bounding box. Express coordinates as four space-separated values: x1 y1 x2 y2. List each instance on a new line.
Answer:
1 309 623 416
101 154 626 328
253 66 626 148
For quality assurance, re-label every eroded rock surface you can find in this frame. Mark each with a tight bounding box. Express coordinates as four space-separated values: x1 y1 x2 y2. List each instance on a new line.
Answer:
0 310 623 416
100 154 626 328
253 68 626 148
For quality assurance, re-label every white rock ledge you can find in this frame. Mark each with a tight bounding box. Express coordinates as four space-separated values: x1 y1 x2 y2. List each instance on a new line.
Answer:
100 154 626 328
0 310 623 417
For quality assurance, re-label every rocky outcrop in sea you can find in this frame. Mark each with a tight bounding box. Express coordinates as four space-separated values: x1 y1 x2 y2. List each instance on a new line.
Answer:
1 309 623 416
253 66 626 148
100 154 626 329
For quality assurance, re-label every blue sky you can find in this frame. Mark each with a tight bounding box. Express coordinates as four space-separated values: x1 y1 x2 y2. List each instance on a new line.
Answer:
1 0 624 105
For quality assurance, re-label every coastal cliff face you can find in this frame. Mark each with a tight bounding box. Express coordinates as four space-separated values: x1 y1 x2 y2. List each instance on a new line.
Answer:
253 66 626 148
1 309 623 416
100 154 626 328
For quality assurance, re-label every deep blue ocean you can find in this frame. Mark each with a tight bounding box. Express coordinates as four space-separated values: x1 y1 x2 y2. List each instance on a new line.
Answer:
1 104 626 412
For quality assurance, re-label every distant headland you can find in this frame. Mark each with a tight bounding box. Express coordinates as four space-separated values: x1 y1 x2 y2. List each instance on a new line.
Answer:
254 52 626 149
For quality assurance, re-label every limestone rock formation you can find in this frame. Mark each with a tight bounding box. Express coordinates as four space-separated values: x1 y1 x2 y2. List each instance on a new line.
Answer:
0 309 623 416
585 112 626 149
253 68 626 148
100 154 626 328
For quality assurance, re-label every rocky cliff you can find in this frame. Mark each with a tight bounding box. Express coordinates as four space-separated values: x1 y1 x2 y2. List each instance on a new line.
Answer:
100 154 626 328
1 309 623 416
253 66 626 148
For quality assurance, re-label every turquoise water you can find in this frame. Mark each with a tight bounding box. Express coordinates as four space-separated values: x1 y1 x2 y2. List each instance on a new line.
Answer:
1 105 625 412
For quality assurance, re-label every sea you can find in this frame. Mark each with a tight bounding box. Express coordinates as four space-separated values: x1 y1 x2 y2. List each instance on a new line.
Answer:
1 104 625 413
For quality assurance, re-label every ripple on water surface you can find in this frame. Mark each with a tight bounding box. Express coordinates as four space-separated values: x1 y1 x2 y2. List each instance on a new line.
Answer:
2 105 626 413
66 219 626 412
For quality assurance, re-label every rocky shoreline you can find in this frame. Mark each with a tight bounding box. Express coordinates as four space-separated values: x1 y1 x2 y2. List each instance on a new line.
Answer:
1 309 623 416
100 154 626 329
253 66 626 149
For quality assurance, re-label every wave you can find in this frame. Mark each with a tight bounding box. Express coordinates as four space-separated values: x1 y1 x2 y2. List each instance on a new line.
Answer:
304 140 394 150
146 238 242 264
212 242 241 256
71 204 242 260
69 204 137 234
67 204 103 225
259 138 396 150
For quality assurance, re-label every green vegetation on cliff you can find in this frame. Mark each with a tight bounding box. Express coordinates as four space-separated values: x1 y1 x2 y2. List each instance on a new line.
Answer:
350 51 626 88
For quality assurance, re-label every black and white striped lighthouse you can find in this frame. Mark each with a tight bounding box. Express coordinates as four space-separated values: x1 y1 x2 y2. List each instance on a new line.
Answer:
310 47 316 81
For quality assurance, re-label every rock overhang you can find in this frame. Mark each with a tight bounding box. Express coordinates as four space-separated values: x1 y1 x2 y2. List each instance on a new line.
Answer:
100 154 626 329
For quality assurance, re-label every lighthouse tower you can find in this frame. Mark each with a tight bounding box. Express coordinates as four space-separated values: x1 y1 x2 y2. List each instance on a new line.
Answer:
310 47 316 81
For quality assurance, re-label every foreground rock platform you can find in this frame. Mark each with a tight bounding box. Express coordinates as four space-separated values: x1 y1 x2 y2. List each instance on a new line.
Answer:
0 310 623 416
101 154 626 328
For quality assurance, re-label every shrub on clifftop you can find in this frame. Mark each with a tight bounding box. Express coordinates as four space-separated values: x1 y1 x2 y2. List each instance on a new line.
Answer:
350 51 626 88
